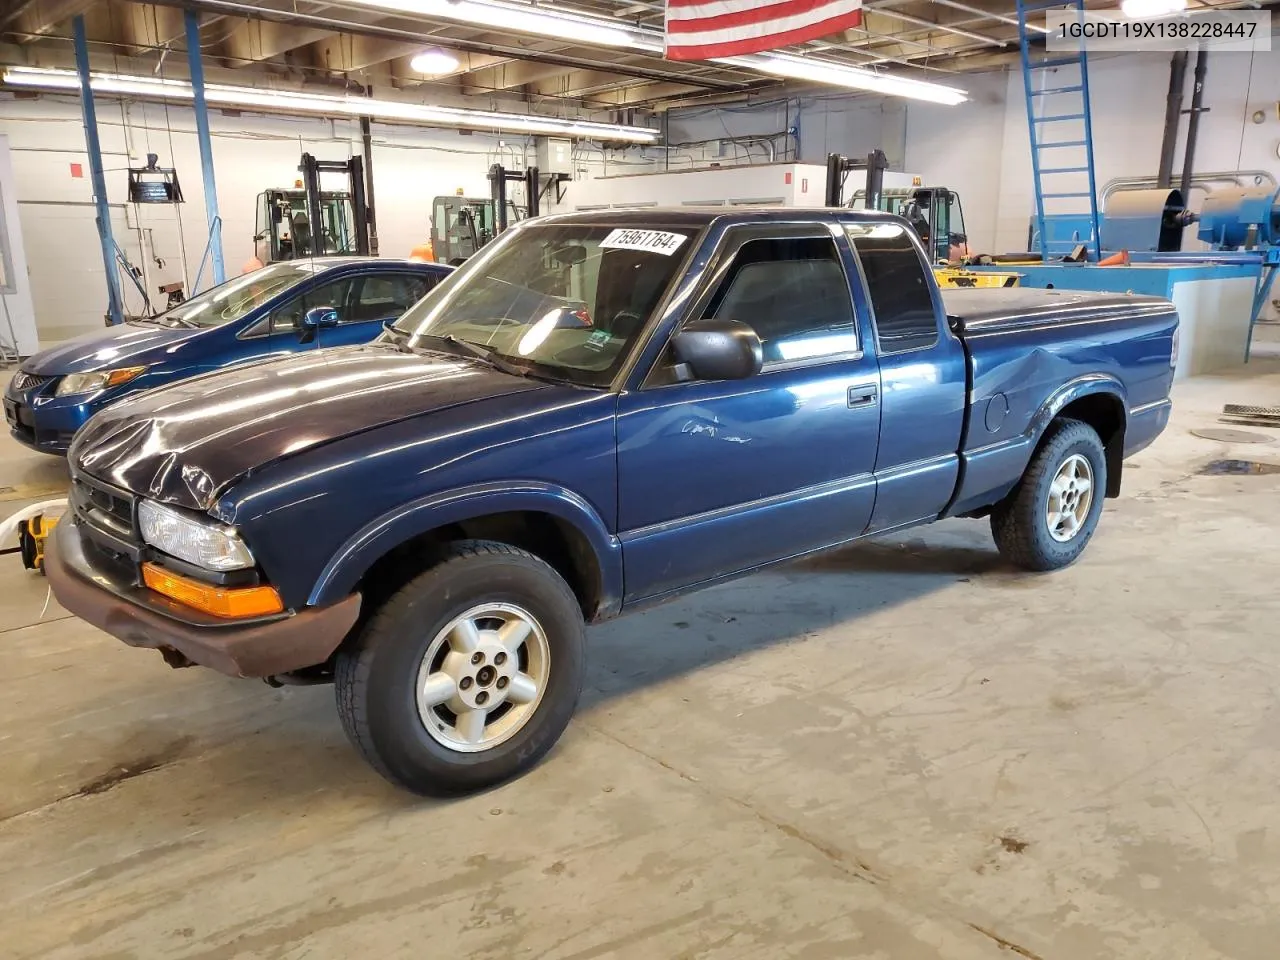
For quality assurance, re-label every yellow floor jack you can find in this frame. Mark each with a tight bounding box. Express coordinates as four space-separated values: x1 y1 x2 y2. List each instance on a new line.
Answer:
1 500 67 575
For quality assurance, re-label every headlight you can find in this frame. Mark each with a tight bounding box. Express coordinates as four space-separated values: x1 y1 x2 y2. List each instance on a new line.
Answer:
56 366 147 396
137 500 255 571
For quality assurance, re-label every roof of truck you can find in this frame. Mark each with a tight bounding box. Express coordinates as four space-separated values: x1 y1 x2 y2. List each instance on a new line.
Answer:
534 207 904 228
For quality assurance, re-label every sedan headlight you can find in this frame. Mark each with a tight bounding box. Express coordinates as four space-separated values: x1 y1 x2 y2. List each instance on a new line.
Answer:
137 500 255 571
56 366 147 396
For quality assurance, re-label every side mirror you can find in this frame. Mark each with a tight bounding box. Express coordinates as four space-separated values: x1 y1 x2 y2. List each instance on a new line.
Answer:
302 306 340 330
672 318 763 381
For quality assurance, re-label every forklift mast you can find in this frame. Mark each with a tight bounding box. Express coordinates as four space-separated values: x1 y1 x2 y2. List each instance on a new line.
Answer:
489 164 541 233
824 150 888 210
299 153 371 256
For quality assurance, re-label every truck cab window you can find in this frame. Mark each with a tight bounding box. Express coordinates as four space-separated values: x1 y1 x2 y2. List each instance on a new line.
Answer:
702 235 857 364
847 224 938 354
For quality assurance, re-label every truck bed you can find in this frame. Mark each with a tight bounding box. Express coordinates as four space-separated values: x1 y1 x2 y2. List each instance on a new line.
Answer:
942 287 1175 336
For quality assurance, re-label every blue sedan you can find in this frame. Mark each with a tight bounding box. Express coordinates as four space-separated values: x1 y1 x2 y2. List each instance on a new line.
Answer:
4 257 451 455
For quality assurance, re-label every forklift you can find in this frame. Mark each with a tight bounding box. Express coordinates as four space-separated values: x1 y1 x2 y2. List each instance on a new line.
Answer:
253 153 371 264
826 151 1018 288
429 195 523 265
850 185 970 265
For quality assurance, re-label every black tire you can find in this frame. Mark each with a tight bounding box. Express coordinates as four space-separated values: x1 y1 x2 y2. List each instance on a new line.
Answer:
991 418 1108 572
335 539 585 796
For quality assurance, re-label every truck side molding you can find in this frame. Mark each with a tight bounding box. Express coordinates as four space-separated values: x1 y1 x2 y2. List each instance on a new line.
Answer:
307 480 624 614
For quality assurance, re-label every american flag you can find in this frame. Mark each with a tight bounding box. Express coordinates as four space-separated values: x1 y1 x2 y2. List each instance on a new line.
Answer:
664 0 865 61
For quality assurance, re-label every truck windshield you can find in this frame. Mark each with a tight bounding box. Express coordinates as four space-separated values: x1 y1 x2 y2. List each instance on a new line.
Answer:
152 262 327 329
393 223 695 387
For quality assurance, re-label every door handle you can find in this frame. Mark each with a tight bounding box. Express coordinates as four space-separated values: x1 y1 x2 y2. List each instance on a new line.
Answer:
847 383 878 408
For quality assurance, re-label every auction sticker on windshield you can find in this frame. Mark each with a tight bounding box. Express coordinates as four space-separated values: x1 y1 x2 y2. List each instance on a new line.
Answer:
600 229 687 256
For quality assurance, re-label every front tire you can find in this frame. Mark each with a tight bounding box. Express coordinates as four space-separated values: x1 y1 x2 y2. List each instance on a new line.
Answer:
335 540 585 795
991 418 1107 572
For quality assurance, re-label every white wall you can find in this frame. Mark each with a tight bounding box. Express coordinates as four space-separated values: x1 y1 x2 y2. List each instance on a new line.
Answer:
0 91 602 345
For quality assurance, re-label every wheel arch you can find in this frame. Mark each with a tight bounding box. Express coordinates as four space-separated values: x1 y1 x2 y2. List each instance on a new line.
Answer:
1030 376 1127 497
308 482 624 620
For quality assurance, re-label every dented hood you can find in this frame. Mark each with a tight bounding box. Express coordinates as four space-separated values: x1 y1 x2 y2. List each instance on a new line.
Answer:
70 343 546 510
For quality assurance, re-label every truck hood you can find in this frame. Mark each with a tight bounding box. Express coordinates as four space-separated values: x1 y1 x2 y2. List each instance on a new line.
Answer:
23 322 208 375
70 343 547 510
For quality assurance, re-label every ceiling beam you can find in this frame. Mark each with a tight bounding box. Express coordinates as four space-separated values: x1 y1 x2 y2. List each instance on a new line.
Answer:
221 20 333 65
4 0 96 41
309 35 422 73
144 0 750 90
460 60 574 96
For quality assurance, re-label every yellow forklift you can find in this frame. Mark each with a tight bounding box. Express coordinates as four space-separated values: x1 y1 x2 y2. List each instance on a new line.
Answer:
825 154 1018 288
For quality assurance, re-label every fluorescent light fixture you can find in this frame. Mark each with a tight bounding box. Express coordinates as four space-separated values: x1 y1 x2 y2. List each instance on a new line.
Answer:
410 48 461 75
1120 0 1187 17
341 0 662 51
1 66 660 142
338 0 967 104
720 53 968 105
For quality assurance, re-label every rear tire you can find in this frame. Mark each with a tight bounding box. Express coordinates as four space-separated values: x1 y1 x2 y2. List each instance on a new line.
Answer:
335 539 585 795
991 418 1107 572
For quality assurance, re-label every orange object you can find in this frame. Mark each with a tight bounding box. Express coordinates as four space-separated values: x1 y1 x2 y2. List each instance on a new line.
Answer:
142 563 284 619
1098 250 1130 266
242 256 265 274
408 241 435 262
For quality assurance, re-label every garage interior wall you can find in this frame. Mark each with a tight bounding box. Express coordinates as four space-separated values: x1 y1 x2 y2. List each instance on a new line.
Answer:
1 46 1278 347
0 92 611 344
666 49 1280 256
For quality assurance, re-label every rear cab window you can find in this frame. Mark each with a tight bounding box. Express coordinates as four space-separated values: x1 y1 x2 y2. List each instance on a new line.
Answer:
846 223 939 354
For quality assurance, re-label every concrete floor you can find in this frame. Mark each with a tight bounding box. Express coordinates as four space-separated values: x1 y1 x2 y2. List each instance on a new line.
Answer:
3 357 1280 960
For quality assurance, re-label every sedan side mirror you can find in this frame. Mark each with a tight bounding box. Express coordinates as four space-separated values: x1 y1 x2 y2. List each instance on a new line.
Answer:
672 318 763 381
302 306 340 330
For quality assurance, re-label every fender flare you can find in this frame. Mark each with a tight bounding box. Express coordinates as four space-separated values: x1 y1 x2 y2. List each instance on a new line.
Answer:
1027 373 1128 443
307 480 624 614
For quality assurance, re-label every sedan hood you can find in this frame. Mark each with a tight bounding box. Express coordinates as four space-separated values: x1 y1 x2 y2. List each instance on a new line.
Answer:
71 343 547 510
23 322 207 375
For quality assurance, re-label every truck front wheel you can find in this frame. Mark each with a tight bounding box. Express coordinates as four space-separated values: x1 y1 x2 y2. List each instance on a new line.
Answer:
991 418 1107 572
335 540 585 795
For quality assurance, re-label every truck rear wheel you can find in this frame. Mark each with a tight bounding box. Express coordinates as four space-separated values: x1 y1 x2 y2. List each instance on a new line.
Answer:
991 418 1107 572
335 540 585 795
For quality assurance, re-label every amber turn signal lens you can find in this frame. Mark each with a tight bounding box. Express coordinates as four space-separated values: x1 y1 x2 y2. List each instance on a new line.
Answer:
142 563 284 619
106 366 146 387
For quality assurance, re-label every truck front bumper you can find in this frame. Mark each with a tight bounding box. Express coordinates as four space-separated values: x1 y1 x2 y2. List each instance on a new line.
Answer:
45 519 362 678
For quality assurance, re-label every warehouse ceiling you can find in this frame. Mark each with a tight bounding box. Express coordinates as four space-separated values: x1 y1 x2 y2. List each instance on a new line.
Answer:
0 0 1271 114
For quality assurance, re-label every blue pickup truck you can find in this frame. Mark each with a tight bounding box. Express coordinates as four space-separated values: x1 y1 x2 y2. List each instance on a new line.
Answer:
44 209 1177 795
3 258 450 454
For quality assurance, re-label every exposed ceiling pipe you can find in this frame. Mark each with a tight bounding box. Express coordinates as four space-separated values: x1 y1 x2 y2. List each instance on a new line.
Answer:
143 0 754 91
1156 51 1187 189
866 5 1009 46
928 0 1049 34
1179 47 1208 200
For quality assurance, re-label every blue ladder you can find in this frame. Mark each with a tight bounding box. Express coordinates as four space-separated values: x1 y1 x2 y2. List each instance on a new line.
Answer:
1016 0 1101 261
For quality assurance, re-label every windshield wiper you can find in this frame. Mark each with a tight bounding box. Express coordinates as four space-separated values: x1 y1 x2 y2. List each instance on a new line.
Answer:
426 334 531 379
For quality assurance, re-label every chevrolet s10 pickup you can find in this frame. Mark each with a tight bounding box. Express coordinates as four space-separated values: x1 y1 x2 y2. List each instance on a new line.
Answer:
44 208 1178 795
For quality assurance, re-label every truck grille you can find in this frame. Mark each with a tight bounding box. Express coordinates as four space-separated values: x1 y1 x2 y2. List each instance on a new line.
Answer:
11 371 52 392
69 470 140 553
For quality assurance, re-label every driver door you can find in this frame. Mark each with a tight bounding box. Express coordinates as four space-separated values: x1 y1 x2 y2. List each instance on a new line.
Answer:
615 224 882 605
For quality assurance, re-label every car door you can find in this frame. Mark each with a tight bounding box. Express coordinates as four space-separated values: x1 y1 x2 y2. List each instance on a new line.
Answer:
615 223 882 605
232 274 360 362
845 221 967 533
317 272 440 347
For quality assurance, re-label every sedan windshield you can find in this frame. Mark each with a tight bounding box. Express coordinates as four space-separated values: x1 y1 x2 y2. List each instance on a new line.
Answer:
392 223 696 387
148 261 327 329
